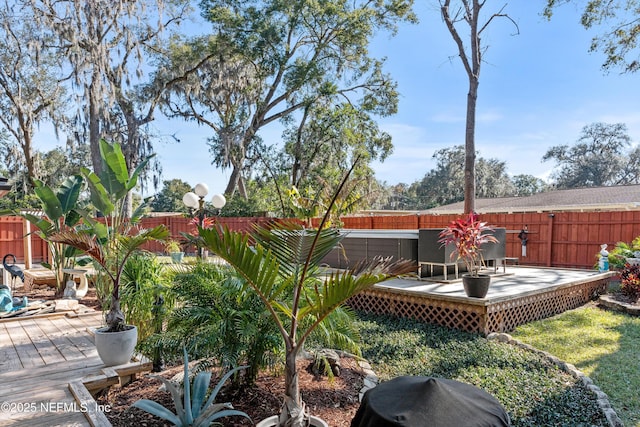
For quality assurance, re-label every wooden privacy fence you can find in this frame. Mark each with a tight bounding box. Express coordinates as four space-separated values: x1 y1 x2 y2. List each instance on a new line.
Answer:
0 216 48 263
337 210 640 269
2 211 640 269
0 215 276 263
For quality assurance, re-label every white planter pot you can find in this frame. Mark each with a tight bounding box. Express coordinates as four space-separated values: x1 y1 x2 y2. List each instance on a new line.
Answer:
94 325 138 367
256 415 328 427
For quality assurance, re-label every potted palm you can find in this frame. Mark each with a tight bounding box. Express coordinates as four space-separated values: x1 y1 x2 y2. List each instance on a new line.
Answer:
198 167 416 427
49 140 168 366
438 211 498 298
165 239 184 263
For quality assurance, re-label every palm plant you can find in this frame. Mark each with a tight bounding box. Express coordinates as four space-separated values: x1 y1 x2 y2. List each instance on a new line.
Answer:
48 140 168 332
198 170 416 426
142 263 282 386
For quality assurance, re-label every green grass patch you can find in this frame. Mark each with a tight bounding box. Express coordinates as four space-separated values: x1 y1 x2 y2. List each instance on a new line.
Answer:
356 313 608 427
512 305 640 427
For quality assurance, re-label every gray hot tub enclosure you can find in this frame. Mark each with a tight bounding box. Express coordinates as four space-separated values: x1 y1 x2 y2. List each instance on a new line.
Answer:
320 228 506 277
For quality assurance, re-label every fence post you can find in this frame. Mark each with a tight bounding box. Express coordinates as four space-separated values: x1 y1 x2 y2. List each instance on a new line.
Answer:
546 214 554 267
23 218 32 269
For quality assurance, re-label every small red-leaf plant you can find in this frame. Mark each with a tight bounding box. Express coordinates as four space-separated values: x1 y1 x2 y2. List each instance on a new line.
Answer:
620 263 640 301
438 211 498 277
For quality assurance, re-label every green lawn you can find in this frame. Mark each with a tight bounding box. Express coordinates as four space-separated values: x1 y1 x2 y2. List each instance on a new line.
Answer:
355 312 609 427
511 304 640 427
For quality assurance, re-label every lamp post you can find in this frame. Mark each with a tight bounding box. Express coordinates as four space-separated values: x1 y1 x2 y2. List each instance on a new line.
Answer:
182 183 226 259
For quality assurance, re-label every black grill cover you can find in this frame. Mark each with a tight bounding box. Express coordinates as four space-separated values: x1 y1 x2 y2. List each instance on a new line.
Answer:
351 376 511 427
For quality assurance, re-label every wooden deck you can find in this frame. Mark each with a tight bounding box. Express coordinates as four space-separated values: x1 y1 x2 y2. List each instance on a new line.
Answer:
0 311 151 426
349 266 616 335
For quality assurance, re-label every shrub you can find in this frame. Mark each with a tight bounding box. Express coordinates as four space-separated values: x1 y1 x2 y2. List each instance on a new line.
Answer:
141 263 282 386
120 253 174 342
620 263 640 301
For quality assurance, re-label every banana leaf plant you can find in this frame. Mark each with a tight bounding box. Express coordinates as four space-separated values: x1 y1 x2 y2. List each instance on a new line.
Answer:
1 176 85 295
197 168 416 427
48 140 168 332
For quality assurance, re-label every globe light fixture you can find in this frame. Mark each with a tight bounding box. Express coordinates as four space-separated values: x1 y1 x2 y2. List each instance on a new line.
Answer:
182 192 199 210
211 193 226 210
182 183 226 259
194 182 209 198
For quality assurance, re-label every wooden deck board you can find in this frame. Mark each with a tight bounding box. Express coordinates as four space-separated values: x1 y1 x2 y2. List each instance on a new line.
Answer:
0 323 22 373
19 318 65 365
0 357 104 389
3 320 43 369
50 316 98 358
350 267 614 334
0 311 150 427
35 317 86 361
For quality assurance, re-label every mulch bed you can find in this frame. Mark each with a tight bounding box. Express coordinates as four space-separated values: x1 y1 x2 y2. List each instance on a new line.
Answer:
97 357 365 427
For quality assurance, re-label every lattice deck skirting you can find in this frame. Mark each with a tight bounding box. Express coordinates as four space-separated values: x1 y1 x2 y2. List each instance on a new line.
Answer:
348 277 609 335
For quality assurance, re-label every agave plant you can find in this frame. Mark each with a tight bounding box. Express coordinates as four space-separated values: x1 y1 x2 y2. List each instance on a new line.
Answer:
197 167 416 426
132 347 251 426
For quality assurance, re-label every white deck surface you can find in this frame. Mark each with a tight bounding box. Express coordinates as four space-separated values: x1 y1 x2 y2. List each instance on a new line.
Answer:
375 266 615 303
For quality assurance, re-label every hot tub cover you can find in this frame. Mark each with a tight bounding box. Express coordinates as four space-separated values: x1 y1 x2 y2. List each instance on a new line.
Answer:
351 376 511 427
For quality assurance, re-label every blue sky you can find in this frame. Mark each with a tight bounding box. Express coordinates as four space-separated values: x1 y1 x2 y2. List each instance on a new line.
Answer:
37 1 640 197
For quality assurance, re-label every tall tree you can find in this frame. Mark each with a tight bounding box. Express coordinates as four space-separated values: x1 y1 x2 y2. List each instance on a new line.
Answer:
158 40 261 198
414 145 514 208
512 174 548 196
440 1 518 213
542 122 640 188
258 102 393 215
26 0 191 183
283 103 392 189
161 0 416 198
150 179 192 212
0 137 91 207
544 0 640 73
0 1 67 189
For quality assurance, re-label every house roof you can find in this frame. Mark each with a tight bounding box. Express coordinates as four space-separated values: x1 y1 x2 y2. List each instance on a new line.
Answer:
421 184 640 215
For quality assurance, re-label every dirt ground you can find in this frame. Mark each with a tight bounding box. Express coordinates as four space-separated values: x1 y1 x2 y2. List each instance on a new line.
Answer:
97 357 364 426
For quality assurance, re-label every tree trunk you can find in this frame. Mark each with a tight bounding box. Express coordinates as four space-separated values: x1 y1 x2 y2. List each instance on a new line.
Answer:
224 163 241 197
20 126 36 189
89 69 103 177
225 159 248 199
464 76 478 214
280 346 306 427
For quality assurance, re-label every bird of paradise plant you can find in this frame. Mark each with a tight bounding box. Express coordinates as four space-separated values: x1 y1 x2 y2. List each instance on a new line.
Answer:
48 140 168 332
